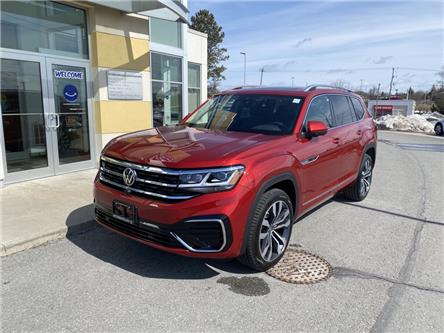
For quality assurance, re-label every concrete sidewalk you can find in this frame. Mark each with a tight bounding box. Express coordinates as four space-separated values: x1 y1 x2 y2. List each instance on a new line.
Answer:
1 170 97 256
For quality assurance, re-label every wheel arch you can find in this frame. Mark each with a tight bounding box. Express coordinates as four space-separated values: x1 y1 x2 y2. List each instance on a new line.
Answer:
240 172 299 255
364 142 377 167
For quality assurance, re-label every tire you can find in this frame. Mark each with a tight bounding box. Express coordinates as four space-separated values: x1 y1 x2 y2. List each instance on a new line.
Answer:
435 123 443 136
342 153 373 202
238 188 293 271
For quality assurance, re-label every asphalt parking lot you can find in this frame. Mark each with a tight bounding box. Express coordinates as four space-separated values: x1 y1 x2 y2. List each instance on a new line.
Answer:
2 131 443 332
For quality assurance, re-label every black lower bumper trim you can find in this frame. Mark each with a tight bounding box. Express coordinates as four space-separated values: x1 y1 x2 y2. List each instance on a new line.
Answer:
95 208 180 248
94 205 232 252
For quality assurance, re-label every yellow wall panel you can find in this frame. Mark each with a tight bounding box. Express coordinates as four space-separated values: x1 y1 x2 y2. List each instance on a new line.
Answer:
95 101 153 133
92 31 149 71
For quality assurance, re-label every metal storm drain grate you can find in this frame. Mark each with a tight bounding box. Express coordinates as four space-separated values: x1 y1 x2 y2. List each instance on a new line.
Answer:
266 249 332 284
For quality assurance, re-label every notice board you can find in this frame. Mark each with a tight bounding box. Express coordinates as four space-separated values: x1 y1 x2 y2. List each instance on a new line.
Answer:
107 70 143 100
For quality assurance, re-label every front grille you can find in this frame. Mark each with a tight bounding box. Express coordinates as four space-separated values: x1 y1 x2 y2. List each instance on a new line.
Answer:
95 207 181 248
99 156 197 201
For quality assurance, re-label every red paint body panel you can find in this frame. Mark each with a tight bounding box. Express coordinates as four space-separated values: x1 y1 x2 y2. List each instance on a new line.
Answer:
94 87 377 259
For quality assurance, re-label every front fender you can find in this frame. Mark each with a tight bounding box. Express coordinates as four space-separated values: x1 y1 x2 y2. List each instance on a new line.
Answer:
239 154 301 255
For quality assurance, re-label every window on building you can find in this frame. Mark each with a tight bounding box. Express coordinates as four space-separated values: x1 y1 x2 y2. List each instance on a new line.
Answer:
1 1 88 59
330 95 357 126
150 17 182 49
188 63 201 113
151 53 183 127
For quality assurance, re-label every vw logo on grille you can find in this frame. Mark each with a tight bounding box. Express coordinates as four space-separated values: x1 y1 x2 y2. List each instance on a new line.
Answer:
122 168 137 186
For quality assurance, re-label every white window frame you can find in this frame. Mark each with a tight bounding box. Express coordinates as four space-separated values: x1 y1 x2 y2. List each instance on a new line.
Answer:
150 51 184 126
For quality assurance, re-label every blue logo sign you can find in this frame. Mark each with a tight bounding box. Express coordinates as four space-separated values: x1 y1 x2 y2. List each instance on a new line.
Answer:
63 84 78 102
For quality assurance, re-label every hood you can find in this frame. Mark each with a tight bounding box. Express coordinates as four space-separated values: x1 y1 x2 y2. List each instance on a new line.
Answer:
104 126 276 168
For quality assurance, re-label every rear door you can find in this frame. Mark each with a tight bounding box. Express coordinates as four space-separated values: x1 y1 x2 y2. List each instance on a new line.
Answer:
349 96 367 171
328 95 362 181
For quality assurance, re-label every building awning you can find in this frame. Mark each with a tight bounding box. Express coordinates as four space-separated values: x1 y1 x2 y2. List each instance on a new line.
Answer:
88 0 189 23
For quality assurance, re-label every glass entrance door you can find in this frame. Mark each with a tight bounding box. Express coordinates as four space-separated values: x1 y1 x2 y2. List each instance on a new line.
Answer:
45 58 94 173
0 51 94 183
0 54 54 182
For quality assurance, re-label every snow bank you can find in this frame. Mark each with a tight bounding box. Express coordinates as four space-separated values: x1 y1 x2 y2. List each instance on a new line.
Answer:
375 114 436 133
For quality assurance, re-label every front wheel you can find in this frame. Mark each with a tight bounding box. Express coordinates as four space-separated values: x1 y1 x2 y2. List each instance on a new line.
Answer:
435 123 443 136
239 189 293 271
342 153 373 201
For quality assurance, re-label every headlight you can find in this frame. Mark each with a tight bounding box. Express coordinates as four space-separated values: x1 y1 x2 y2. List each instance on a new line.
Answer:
178 166 245 193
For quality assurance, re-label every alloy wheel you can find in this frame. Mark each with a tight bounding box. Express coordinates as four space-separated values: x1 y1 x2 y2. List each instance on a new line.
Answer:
360 158 372 197
259 200 291 262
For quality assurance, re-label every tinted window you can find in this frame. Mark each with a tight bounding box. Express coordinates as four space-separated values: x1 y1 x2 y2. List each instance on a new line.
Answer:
304 95 334 129
330 95 356 126
1 1 88 59
152 53 183 126
350 97 365 119
150 17 182 48
188 63 201 113
184 94 304 135
151 53 182 82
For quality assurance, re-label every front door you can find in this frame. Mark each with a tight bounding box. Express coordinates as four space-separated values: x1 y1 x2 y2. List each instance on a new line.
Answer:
45 57 94 174
296 94 343 210
0 51 94 183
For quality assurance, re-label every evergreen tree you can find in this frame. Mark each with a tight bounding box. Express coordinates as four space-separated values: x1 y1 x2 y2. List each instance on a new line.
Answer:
431 85 444 114
190 9 229 95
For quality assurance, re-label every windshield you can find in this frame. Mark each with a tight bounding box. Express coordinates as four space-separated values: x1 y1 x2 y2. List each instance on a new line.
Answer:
183 94 304 135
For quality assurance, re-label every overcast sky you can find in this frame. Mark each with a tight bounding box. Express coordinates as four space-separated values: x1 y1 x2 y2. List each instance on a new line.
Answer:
188 0 444 93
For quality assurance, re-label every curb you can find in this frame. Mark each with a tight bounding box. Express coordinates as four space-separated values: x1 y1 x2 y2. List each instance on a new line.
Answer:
378 130 441 138
1 220 97 257
1 228 67 257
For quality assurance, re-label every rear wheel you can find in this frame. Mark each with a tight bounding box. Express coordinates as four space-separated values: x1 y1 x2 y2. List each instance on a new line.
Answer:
342 153 373 201
435 123 443 136
239 189 293 271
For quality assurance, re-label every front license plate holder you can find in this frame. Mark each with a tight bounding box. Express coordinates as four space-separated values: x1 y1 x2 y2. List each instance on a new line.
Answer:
112 201 137 224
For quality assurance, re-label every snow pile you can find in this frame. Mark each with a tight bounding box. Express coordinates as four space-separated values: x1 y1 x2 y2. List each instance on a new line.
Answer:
375 114 436 133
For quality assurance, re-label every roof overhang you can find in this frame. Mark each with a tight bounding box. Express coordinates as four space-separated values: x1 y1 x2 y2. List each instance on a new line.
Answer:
88 0 189 23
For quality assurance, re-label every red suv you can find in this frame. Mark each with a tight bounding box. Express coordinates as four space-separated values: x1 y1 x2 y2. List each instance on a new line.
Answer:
94 85 377 270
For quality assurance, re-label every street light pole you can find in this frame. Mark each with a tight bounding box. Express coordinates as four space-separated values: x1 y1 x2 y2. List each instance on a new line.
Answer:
240 52 246 86
388 67 395 98
260 68 264 86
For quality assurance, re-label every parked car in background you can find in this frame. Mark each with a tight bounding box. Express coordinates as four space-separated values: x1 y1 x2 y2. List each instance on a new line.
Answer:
434 119 444 136
94 85 377 271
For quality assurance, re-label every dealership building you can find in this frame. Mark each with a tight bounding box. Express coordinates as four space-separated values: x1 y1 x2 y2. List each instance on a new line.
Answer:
0 0 208 185
368 99 415 117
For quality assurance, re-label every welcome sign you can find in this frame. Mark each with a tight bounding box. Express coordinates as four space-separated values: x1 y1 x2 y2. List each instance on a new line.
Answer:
54 70 84 80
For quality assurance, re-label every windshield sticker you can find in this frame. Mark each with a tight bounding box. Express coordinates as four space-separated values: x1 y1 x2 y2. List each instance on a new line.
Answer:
292 98 301 104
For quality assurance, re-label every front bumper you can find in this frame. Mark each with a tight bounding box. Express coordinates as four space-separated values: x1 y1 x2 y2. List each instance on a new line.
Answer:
95 204 232 253
93 175 255 259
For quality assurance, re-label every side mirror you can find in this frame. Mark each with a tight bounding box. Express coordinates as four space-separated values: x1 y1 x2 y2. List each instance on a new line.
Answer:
306 121 328 138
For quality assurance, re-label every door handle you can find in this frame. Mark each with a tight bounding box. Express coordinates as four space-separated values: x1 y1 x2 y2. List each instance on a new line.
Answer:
45 113 60 129
54 113 60 129
45 114 51 130
332 137 340 144
45 114 55 130
301 155 319 165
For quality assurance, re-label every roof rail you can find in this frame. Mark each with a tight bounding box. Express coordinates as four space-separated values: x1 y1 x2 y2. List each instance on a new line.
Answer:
304 84 352 92
231 85 259 90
